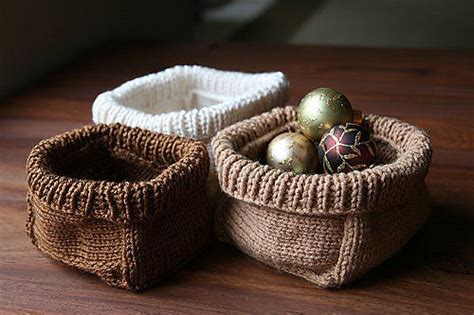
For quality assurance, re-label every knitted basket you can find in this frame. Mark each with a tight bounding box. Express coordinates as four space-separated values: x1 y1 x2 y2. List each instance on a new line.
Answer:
92 65 289 141
212 106 432 288
26 124 211 290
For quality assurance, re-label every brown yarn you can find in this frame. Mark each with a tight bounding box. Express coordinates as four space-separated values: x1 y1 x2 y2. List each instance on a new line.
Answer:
212 106 432 288
26 123 211 290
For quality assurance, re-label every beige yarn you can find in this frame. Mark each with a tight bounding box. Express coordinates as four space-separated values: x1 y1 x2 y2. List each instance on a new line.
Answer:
26 124 211 290
212 106 432 288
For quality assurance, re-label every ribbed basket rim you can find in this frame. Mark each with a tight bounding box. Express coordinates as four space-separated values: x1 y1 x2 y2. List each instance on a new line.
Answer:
92 65 289 140
211 106 432 216
27 123 209 223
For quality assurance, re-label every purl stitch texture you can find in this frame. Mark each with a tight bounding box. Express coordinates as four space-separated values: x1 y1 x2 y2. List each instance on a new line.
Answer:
92 65 289 140
212 106 432 288
26 124 211 290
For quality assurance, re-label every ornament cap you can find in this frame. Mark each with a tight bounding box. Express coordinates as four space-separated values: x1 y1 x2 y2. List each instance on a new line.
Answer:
353 109 363 124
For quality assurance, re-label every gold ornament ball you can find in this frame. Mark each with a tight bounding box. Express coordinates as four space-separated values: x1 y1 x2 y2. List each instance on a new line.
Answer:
298 87 354 141
266 132 318 174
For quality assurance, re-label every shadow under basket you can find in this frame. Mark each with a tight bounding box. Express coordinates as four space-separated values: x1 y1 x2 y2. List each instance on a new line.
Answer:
26 124 211 290
211 106 433 288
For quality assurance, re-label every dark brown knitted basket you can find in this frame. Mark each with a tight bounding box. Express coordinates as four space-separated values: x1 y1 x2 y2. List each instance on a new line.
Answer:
26 124 211 290
212 106 432 288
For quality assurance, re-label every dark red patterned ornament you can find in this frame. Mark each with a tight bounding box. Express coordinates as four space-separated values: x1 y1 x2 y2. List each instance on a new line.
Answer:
318 123 377 174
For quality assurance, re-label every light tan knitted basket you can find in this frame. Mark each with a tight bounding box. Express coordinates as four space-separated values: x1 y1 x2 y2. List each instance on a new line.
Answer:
26 124 211 290
212 106 432 288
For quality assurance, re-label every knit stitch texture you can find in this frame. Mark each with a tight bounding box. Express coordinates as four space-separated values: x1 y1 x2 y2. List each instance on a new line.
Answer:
92 65 289 140
212 106 432 288
26 124 211 290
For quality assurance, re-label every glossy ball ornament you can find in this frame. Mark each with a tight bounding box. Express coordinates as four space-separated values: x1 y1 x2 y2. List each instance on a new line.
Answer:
318 123 377 174
298 87 354 141
266 132 318 174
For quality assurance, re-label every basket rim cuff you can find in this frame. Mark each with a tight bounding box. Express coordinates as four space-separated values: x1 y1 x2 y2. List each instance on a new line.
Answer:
26 123 209 223
211 106 432 216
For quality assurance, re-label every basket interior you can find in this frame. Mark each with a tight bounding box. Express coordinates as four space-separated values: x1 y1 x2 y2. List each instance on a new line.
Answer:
113 69 274 115
240 122 399 168
50 139 165 182
127 88 231 115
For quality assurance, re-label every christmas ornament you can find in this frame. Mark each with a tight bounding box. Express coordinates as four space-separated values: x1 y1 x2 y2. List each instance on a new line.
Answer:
318 123 377 174
298 87 354 141
266 132 318 174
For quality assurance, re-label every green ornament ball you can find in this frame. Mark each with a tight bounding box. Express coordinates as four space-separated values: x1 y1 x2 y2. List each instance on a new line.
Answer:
297 87 354 141
266 132 318 174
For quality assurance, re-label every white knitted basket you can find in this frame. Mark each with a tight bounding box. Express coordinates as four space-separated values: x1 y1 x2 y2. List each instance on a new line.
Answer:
92 65 289 140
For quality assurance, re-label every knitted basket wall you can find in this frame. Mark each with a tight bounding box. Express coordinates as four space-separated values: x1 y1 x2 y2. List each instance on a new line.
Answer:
212 106 432 288
92 65 289 141
26 124 211 290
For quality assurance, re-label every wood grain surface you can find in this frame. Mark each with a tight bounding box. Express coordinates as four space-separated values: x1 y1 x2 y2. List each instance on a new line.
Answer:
0 42 473 313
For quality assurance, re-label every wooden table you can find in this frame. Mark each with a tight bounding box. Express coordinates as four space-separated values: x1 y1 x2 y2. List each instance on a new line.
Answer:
1 43 473 313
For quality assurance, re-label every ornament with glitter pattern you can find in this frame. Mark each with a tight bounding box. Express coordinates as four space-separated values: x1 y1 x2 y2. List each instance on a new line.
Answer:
318 123 377 174
297 87 354 142
266 132 318 174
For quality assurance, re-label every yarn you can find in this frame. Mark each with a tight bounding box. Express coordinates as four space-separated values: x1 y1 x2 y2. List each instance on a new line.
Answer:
92 65 289 140
26 123 211 290
212 106 432 288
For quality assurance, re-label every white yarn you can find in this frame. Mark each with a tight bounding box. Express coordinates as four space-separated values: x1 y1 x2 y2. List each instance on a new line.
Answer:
92 65 289 140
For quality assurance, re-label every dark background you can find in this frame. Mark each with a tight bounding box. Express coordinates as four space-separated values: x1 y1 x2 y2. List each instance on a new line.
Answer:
2 0 474 99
